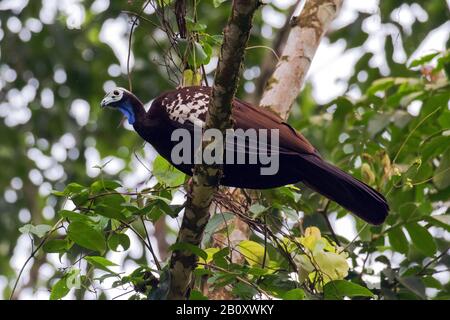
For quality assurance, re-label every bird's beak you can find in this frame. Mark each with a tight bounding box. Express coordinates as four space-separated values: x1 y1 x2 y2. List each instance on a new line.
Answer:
100 98 108 108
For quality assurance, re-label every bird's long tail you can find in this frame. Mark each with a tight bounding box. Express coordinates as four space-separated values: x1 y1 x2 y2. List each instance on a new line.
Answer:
297 154 389 225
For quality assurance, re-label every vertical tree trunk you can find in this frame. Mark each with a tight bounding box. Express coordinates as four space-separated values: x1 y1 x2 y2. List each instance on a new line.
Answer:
167 0 261 300
260 0 343 119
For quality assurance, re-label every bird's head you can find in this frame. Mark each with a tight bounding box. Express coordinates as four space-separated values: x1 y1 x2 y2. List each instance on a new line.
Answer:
101 87 143 125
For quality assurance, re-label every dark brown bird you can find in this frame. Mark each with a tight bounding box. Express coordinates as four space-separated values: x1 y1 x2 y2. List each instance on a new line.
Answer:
101 86 389 225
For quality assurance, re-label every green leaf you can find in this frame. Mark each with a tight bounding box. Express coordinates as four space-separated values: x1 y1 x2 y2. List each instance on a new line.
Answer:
59 210 92 223
237 240 267 267
185 17 207 32
108 233 130 251
65 182 86 194
202 212 234 244
427 215 450 232
367 78 395 95
409 52 440 68
90 180 121 193
67 221 106 253
212 0 228 8
177 39 210 68
249 204 268 217
433 148 450 190
282 288 305 300
423 276 442 289
323 280 374 300
50 278 70 300
367 113 391 137
95 204 126 220
19 224 52 238
388 227 409 254
96 193 125 207
397 276 427 299
43 239 71 253
71 190 89 207
152 155 185 187
232 282 257 299
405 222 436 256
189 290 208 300
85 256 118 273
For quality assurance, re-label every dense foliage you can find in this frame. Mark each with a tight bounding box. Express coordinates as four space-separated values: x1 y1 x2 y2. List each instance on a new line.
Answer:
0 0 449 300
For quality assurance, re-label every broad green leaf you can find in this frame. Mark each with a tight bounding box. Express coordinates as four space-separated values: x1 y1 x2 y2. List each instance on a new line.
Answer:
427 215 450 232
96 193 126 207
198 248 220 267
237 240 267 267
388 227 409 254
177 39 210 69
43 239 71 253
19 224 52 238
185 17 207 32
85 256 118 273
59 210 93 223
405 222 436 256
202 212 234 244
95 204 126 220
232 282 257 299
152 155 185 187
108 233 130 251
423 276 442 289
249 203 268 217
323 280 374 300
34 224 52 237
71 190 89 206
90 180 121 193
50 278 70 300
397 276 427 299
433 148 450 190
65 182 86 194
67 221 106 253
66 268 81 290
282 288 305 300
368 113 391 137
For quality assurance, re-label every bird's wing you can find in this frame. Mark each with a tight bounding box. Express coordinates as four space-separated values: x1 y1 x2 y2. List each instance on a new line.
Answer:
155 86 210 128
154 86 317 156
231 98 317 156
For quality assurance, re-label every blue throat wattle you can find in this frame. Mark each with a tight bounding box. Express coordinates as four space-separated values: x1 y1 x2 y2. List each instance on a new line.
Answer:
118 100 136 125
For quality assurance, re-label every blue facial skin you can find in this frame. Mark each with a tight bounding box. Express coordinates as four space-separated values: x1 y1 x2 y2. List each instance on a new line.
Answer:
117 100 135 125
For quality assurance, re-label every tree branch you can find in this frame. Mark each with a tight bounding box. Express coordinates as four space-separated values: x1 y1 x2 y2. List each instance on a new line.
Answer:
167 0 261 300
260 0 343 119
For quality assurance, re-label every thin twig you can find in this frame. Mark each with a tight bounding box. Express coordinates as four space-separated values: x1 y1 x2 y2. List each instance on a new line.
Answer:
10 219 64 300
120 220 162 270
418 247 450 275
319 199 341 246
126 0 152 91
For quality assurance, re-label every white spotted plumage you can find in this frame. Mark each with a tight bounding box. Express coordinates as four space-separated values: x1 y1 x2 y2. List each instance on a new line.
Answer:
163 90 210 128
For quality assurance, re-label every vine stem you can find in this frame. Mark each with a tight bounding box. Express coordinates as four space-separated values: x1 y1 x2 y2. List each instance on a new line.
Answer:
392 107 441 163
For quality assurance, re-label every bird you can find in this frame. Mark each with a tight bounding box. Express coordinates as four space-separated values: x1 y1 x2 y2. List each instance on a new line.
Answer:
101 86 389 225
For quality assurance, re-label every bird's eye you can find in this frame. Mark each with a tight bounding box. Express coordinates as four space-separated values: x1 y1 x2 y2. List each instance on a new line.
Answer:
113 90 120 96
